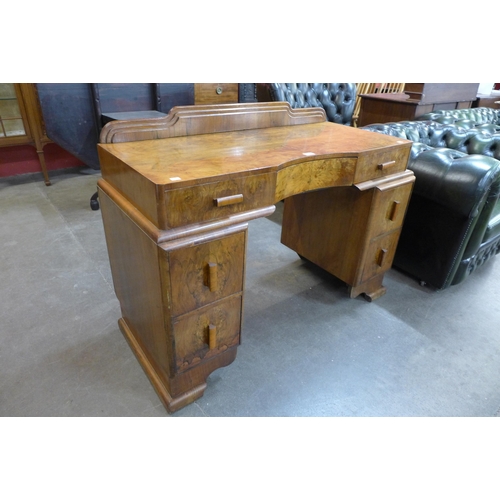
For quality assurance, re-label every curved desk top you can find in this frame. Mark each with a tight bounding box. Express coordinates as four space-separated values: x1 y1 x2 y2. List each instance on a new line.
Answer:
98 102 412 230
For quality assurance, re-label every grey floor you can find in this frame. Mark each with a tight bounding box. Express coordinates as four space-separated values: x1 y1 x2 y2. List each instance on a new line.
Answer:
2 168 500 417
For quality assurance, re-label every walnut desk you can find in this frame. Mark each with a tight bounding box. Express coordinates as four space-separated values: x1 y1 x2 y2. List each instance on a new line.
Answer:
96 102 414 413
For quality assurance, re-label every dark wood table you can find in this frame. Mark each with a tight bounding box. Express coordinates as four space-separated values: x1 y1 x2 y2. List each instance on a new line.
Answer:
97 102 414 412
358 91 477 126
474 93 500 109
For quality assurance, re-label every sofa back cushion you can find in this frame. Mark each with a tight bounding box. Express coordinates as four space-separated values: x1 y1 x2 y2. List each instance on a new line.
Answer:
362 121 500 160
417 107 500 126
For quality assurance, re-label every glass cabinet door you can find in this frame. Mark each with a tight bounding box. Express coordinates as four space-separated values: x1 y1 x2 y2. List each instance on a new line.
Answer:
0 83 30 143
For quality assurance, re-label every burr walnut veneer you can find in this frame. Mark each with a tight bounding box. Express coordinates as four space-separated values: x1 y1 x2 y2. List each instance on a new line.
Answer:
97 102 414 413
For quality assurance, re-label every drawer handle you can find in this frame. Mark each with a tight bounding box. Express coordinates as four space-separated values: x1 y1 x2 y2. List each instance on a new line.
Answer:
214 194 244 207
216 86 223 95
205 262 218 291
208 324 217 350
378 160 396 170
389 200 400 221
377 248 388 267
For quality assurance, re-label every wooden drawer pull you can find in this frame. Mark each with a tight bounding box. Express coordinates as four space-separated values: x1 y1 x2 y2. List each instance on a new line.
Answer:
377 160 396 171
208 324 217 350
377 248 388 267
214 194 244 207
389 200 400 221
205 262 218 291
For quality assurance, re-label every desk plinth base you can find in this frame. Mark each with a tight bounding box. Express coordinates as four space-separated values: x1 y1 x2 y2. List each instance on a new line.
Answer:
347 274 387 302
118 318 238 413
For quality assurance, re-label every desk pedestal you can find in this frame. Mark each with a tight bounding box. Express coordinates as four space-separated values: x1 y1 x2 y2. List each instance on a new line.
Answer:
98 171 413 412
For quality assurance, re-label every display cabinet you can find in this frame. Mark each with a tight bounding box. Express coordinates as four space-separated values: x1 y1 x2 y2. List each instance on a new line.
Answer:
0 83 51 185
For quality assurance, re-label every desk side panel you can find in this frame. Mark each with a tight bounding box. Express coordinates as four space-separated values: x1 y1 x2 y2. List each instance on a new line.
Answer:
98 145 161 227
98 186 175 380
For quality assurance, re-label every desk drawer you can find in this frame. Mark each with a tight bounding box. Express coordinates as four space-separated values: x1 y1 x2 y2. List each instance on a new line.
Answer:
368 182 413 237
166 231 246 317
361 230 402 282
194 83 239 104
355 146 410 183
163 172 275 227
172 295 242 373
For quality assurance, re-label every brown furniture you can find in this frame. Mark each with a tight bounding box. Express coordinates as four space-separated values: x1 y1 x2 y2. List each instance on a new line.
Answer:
97 102 414 413
352 83 405 127
474 93 500 110
0 83 52 185
358 83 480 126
36 83 257 172
194 83 240 104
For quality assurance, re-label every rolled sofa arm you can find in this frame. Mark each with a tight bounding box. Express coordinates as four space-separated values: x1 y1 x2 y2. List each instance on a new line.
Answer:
408 148 500 218
361 120 500 289
394 149 500 289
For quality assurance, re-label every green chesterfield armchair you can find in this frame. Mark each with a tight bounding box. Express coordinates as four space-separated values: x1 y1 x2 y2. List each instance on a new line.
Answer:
361 120 500 290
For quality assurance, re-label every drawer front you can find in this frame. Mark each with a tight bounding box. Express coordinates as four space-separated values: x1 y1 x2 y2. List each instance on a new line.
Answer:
173 295 242 373
355 145 410 183
369 182 413 238
167 231 246 317
164 172 275 227
194 83 239 105
361 230 402 282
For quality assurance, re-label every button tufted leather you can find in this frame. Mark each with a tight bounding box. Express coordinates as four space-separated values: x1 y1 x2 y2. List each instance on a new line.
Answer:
418 107 500 129
360 117 500 290
267 83 356 125
362 121 500 160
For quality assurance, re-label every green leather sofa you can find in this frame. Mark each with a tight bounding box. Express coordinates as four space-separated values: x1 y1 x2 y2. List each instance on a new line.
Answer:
361 120 500 290
418 107 500 133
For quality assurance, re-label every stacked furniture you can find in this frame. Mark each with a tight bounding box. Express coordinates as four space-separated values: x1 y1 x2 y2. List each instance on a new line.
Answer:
352 83 405 127
360 118 500 290
37 83 258 172
357 84 480 127
265 83 357 125
36 83 257 209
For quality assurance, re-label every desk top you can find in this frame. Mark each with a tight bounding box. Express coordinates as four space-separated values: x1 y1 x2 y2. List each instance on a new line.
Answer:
98 120 410 189
360 92 415 103
97 103 412 230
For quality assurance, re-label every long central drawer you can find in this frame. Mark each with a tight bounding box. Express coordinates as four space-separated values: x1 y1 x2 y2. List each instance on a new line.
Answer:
159 172 276 228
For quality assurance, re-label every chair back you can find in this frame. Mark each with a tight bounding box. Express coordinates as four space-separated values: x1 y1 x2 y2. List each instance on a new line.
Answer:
267 83 356 125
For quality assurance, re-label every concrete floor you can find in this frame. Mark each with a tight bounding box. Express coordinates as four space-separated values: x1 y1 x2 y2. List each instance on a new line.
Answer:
1 168 500 417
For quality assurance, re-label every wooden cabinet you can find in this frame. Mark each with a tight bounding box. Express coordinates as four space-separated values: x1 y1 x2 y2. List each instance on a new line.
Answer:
0 83 51 185
194 83 239 105
0 84 29 143
474 93 500 109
